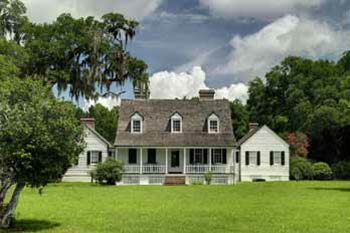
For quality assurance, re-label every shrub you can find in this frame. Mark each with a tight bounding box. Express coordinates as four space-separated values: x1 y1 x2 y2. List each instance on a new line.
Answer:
290 156 313 180
204 171 213 185
332 161 350 180
93 158 123 185
312 162 333 180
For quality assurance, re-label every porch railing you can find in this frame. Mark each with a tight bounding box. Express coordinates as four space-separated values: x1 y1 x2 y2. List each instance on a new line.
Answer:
142 165 166 174
186 165 210 174
124 165 140 174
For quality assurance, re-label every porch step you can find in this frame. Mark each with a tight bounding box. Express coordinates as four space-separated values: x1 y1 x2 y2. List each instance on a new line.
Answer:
164 176 186 185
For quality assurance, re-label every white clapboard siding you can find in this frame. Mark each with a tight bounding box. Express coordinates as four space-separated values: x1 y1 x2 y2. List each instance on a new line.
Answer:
240 125 290 182
63 126 110 182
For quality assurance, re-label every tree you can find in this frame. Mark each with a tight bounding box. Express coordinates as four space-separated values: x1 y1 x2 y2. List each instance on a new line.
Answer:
1 0 149 100
88 104 119 144
230 100 249 139
0 78 84 228
284 132 309 157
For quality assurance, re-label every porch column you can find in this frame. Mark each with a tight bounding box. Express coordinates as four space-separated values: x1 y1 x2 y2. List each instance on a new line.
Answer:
183 148 186 174
115 148 118 160
165 148 168 174
208 148 212 172
139 148 143 174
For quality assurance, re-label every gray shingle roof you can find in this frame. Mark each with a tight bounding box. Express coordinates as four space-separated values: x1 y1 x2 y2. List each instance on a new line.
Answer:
115 99 236 147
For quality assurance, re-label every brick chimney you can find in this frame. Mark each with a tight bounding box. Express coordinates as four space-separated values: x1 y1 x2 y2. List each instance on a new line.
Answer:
134 81 150 100
80 118 95 129
249 123 259 131
199 89 215 100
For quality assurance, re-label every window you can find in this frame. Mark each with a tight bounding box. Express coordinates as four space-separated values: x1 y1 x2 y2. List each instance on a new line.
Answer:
128 149 137 164
172 120 181 132
212 149 227 164
245 151 260 166
132 120 141 133
189 149 208 164
131 112 143 133
87 151 102 165
147 149 157 164
171 113 182 133
270 151 285 166
208 113 220 133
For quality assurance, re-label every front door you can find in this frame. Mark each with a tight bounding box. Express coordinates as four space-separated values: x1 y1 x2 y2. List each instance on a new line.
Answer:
169 151 181 173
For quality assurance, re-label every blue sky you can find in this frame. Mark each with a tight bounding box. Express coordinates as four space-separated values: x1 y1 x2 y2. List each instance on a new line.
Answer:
24 0 350 109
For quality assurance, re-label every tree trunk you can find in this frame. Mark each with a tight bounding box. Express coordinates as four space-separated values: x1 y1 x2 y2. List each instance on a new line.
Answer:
0 183 25 229
0 181 11 204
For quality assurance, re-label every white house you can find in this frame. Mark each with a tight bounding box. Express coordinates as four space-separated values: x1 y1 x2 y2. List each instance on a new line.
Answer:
62 118 113 182
237 124 290 182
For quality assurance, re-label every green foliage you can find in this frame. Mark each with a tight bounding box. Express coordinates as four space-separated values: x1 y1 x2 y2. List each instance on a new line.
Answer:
332 161 350 180
290 156 313 180
0 55 19 80
0 78 85 187
204 171 213 185
93 158 123 185
312 162 333 180
247 55 350 163
88 104 118 144
230 100 249 139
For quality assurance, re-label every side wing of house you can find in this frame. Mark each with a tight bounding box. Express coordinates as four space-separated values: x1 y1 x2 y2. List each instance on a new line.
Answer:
239 125 289 181
63 126 111 182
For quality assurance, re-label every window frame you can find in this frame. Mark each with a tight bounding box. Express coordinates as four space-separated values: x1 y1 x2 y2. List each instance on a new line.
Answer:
212 149 226 164
90 151 101 164
208 113 220 134
131 113 143 134
171 113 182 133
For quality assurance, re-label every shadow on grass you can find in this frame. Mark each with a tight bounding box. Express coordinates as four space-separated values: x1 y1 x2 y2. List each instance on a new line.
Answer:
5 219 60 232
309 187 350 192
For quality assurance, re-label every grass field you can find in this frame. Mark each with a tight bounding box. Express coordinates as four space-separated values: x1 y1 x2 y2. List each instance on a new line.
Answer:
4 181 350 233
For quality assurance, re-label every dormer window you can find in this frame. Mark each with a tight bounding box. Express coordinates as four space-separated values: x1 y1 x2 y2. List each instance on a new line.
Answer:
208 113 219 133
171 112 182 133
131 112 143 134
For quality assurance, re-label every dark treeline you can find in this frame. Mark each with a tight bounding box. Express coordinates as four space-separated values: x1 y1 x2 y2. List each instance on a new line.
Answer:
232 53 350 164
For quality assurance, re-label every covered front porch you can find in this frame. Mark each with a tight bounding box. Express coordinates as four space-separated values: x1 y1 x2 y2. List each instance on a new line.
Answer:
116 147 236 175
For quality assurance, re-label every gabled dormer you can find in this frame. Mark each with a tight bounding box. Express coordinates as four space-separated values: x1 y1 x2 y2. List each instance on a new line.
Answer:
208 112 219 134
170 112 182 133
131 112 143 134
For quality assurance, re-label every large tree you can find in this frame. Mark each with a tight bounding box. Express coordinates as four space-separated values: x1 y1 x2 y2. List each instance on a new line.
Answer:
247 55 350 163
0 78 84 228
1 1 149 99
230 100 249 140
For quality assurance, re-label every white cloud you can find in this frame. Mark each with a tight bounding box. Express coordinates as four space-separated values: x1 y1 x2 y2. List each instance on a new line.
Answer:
215 15 350 81
82 94 121 112
22 0 163 23
149 66 248 103
199 0 325 20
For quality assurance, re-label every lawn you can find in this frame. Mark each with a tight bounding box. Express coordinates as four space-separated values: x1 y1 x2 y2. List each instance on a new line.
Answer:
4 181 350 233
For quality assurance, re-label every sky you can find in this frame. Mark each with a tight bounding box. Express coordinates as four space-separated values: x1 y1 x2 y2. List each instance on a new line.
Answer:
22 0 350 110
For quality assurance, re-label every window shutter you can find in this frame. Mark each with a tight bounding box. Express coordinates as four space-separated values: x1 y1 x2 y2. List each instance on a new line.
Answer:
87 151 91 165
211 149 214 165
245 151 249 165
270 151 274 166
257 151 261 166
236 151 239 163
281 151 285 166
203 149 208 164
223 149 227 164
98 152 102 163
190 149 194 164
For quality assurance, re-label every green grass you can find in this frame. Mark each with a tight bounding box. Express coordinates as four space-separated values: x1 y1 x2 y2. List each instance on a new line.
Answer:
4 181 350 233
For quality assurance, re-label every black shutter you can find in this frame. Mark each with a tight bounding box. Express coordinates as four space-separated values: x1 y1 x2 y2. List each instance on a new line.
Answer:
223 149 227 164
190 149 194 164
236 151 239 163
281 151 285 166
270 151 274 165
87 151 91 165
203 149 208 164
98 152 102 163
245 151 249 165
148 149 156 164
257 151 260 166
